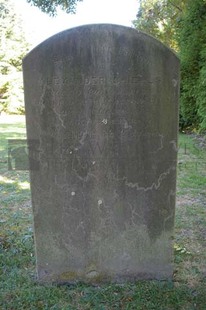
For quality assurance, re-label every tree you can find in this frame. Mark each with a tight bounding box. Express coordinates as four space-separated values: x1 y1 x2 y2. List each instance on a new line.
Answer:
0 0 30 114
26 0 83 16
133 0 188 51
178 0 206 131
134 0 206 131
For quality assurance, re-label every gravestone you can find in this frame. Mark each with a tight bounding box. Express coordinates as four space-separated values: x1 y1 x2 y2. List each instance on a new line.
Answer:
23 24 179 283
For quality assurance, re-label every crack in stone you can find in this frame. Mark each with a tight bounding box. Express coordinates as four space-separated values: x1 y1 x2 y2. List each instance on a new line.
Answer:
125 166 175 192
128 202 144 226
79 120 91 146
170 140 178 152
155 134 164 153
39 83 47 114
52 105 66 129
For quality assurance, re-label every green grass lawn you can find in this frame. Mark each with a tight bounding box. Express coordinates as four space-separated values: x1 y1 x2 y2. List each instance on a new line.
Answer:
0 116 206 309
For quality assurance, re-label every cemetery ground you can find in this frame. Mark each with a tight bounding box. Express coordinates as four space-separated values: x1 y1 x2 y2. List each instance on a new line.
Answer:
0 116 206 310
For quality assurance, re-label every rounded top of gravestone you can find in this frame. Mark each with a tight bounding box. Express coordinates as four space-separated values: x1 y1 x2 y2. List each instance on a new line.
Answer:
23 24 179 63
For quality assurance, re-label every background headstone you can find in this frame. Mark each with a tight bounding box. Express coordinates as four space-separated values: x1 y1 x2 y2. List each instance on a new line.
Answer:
23 24 179 283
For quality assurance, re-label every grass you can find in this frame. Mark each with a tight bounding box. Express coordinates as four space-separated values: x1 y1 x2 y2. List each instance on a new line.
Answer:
0 116 206 309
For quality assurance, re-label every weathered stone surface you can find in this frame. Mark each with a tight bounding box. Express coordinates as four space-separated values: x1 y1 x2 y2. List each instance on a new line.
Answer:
23 24 179 283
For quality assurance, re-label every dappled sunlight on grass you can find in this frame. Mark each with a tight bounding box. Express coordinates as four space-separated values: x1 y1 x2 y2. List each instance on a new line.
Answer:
0 175 15 184
18 181 30 190
0 172 30 207
0 115 26 124
0 127 26 133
